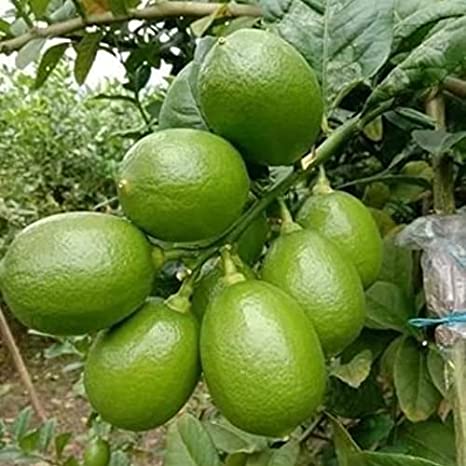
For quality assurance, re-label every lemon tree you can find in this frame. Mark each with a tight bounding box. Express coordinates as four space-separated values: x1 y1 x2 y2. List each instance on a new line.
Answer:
1 1 466 465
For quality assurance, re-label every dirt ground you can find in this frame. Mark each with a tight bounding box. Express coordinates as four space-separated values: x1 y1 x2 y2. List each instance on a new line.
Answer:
0 313 168 466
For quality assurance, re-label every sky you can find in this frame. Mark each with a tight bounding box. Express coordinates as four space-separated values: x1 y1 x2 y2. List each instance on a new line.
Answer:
0 1 170 88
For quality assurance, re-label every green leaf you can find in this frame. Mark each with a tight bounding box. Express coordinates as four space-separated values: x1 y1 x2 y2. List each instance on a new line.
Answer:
19 429 41 452
412 128 466 155
394 421 456 466
226 453 248 466
350 413 394 450
426 347 447 397
158 63 208 131
63 456 81 466
377 236 414 298
380 335 404 382
328 413 360 466
262 0 394 109
390 161 433 203
205 418 267 455
0 19 11 35
0 446 40 463
268 441 300 466
13 407 33 441
34 43 69 89
165 414 221 466
38 418 56 451
347 451 444 466
368 16 466 107
74 31 103 85
191 4 229 38
331 350 373 388
29 0 51 17
10 18 29 36
109 450 131 466
108 0 140 15
55 432 72 459
392 1 466 52
394 337 442 422
16 38 47 69
365 281 413 332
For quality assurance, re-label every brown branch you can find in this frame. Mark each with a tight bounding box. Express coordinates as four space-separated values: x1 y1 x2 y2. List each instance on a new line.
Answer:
425 89 456 215
444 77 466 99
0 2 262 54
0 306 47 422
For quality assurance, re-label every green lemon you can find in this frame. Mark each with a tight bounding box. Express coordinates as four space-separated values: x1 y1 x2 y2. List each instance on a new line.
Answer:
117 128 250 242
236 212 269 265
198 29 323 166
201 279 326 437
84 297 200 431
261 229 366 355
0 212 154 335
191 256 255 321
83 438 110 466
297 190 383 288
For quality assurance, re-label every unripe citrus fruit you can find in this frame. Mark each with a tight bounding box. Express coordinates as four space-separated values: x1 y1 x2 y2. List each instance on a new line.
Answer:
201 279 326 437
297 190 383 288
117 129 250 242
0 212 154 335
198 29 323 166
191 256 255 321
84 298 200 431
262 229 366 355
83 438 110 466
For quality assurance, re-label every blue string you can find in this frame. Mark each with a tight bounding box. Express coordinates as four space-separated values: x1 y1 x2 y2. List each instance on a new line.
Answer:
409 311 466 328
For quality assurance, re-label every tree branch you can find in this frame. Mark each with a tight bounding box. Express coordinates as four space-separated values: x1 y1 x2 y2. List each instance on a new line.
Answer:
0 306 47 422
0 2 262 54
444 77 466 99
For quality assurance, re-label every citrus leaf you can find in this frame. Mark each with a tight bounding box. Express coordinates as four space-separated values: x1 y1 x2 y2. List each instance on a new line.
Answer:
191 4 230 38
55 432 72 459
331 350 373 388
347 451 444 466
392 1 466 52
426 347 448 397
19 429 41 452
16 38 47 69
29 0 51 17
378 236 414 297
13 407 33 441
365 281 413 332
158 63 208 131
268 441 300 466
225 453 248 466
38 419 56 451
394 337 442 422
412 128 466 155
205 419 267 455
74 31 103 85
165 414 221 466
350 413 394 450
0 19 11 35
82 0 110 15
10 18 29 36
394 421 456 466
368 15 466 107
328 413 360 466
34 43 69 89
262 0 394 110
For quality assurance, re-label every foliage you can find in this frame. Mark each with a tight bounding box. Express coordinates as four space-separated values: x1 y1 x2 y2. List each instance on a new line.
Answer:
1 0 466 465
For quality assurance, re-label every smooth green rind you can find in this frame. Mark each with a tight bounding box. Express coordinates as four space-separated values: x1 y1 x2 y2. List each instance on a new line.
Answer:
198 29 323 166
84 298 200 431
236 212 269 265
261 229 366 355
83 438 110 466
1 212 154 335
297 190 383 288
201 280 326 437
117 128 250 242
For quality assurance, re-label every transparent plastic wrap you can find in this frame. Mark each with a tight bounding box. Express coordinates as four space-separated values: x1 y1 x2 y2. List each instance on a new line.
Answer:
397 212 466 466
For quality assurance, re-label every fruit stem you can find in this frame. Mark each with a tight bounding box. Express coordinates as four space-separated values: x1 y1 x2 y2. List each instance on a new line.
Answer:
165 278 193 314
277 198 301 234
312 165 333 195
221 246 246 285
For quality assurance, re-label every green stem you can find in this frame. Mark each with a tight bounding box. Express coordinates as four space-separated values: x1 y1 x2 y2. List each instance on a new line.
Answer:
313 165 333 194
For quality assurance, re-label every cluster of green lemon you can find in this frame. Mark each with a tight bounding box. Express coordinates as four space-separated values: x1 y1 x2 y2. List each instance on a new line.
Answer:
0 29 382 437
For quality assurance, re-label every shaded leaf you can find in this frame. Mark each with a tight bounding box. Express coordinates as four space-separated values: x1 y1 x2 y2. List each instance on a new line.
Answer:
74 31 103 85
165 414 221 466
368 16 466 107
19 429 40 453
82 0 110 15
225 453 248 466
0 19 11 35
365 281 413 332
426 347 448 397
268 441 300 466
380 335 404 382
16 38 47 69
0 446 40 463
328 413 360 466
364 117 384 142
378 236 414 297
394 421 456 466
331 350 373 388
191 4 229 38
394 337 442 422
205 418 267 455
347 451 444 466
412 128 466 155
158 63 208 130
10 18 29 36
55 432 72 459
350 413 394 450
390 161 433 203
34 43 69 89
